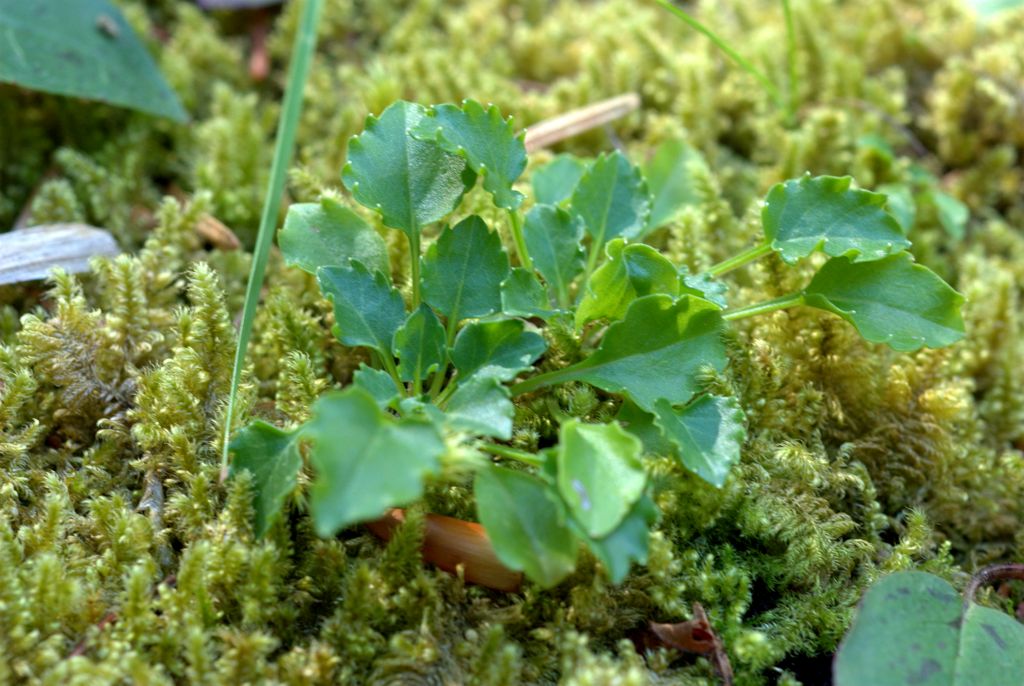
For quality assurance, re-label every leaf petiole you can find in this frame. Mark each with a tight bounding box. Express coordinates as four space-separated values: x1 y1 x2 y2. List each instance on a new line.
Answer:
510 366 576 396
507 209 533 271
722 292 804 321
409 229 422 308
781 0 798 123
479 442 546 468
706 242 772 277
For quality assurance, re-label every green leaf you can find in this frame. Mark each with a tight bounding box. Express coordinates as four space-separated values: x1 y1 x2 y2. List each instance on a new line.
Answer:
0 0 187 121
971 0 1024 18
803 253 966 352
571 151 651 247
877 183 916 235
533 154 587 206
279 198 389 276
927 188 969 240
422 215 510 323
523 205 585 307
445 375 514 439
834 571 1024 686
318 261 406 356
680 269 729 309
392 304 447 384
229 421 302 538
412 100 527 210
501 268 559 320
762 175 909 264
653 395 745 487
475 466 577 587
643 139 708 230
576 239 680 327
451 319 546 383
556 421 646 539
342 101 474 239
578 495 658 584
305 388 444 536
352 364 401 409
616 400 676 456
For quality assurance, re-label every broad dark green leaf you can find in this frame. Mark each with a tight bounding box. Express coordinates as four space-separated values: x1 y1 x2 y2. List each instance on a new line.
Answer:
803 253 965 352
445 375 514 439
501 267 559 320
412 100 527 210
556 420 646 539
533 154 587 206
352 364 400 409
835 571 1024 686
576 239 680 327
392 304 447 384
318 261 406 356
422 215 510 322
229 421 302 538
475 466 577 587
578 494 658 584
653 395 745 487
643 139 708 230
523 204 585 307
762 175 909 264
0 0 187 121
451 319 546 383
305 388 444 536
279 198 389 276
571 151 651 247
342 101 474 238
616 400 676 456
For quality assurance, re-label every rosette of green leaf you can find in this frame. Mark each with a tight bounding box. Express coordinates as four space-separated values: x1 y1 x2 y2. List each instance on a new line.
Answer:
834 571 1024 685
501 268 559 320
317 261 406 367
575 239 680 328
278 197 389 276
392 305 447 390
305 388 445 536
475 466 578 588
514 294 727 412
451 319 546 383
533 154 587 206
522 205 585 308
643 139 708 231
229 422 302 538
445 375 514 440
653 395 745 488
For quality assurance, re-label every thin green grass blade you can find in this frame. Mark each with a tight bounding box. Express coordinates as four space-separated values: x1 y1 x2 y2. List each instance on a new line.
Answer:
220 0 324 481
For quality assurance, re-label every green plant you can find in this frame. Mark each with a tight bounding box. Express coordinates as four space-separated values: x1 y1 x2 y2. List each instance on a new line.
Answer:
229 99 965 588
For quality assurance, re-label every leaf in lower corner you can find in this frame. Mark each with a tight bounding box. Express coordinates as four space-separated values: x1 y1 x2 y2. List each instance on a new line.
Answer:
229 421 302 538
393 305 448 384
653 395 745 488
421 215 510 323
475 466 577 588
571 151 651 246
305 388 444 536
279 198 389 276
451 319 546 383
318 261 406 356
533 154 587 206
445 375 514 440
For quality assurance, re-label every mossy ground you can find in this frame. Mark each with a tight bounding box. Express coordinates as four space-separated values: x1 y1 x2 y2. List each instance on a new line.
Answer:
2 0 1024 683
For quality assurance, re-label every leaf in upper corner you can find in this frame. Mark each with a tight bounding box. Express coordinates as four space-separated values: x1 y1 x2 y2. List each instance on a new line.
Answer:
556 420 646 539
445 375 514 439
803 252 965 352
393 304 448 384
305 388 444 536
571 151 651 247
970 0 1024 19
643 139 708 231
0 0 187 121
352 364 400 409
523 204 585 306
577 494 658 584
834 571 1024 686
653 395 745 488
559 294 727 412
342 101 475 239
475 466 577 588
576 239 680 328
412 100 527 210
318 261 406 356
451 319 546 383
422 215 510 323
762 175 909 264
279 198 389 276
533 154 587 206
501 268 559 319
229 421 302 538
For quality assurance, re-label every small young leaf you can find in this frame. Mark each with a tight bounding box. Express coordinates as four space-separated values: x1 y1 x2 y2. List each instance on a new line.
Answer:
533 154 587 206
803 252 966 352
762 175 909 264
393 304 448 384
352 364 400 409
279 197 389 276
877 183 916 235
475 466 577 588
412 100 527 210
653 395 745 488
643 139 708 230
318 261 406 356
557 420 646 539
422 215 510 323
229 421 302 538
578 494 658 584
834 571 1024 685
571 151 651 247
523 205 585 307
305 388 444 536
576 239 680 327
342 101 474 239
445 375 514 439
680 269 729 309
451 319 546 383
501 268 559 320
927 187 969 240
